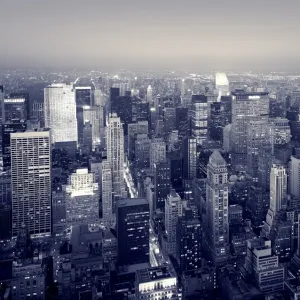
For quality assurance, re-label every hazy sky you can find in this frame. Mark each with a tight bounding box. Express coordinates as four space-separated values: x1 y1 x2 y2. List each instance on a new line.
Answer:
1 0 300 71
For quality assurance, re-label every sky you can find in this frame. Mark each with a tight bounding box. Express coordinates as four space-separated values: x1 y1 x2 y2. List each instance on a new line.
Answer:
1 0 299 72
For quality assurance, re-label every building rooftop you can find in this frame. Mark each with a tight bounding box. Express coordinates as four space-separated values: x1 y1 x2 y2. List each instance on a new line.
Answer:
117 198 148 208
136 266 175 283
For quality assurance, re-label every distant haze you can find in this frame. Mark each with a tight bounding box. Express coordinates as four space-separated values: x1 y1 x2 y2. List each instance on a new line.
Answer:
1 0 300 72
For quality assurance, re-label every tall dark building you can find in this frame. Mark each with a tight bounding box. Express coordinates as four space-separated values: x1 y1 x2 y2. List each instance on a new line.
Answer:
182 137 197 180
9 92 30 120
154 162 171 211
3 97 28 123
209 102 222 141
0 175 12 240
116 198 150 265
220 95 232 125
2 120 27 170
111 95 132 135
136 101 150 123
110 87 120 104
177 207 202 272
168 152 183 190
176 107 189 142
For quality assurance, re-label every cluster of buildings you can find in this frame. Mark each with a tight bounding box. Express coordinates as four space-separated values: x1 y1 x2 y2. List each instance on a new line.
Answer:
1 72 300 300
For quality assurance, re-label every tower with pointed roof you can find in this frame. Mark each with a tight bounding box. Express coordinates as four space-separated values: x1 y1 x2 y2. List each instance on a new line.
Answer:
205 150 229 266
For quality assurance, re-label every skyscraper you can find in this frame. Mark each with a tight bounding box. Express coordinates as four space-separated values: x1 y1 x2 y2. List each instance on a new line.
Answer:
290 156 300 198
215 72 229 101
147 85 153 106
11 130 51 237
106 113 126 198
150 137 166 171
205 150 229 266
175 107 189 142
101 160 113 227
44 83 78 147
191 95 208 145
3 97 28 122
164 189 182 257
116 198 150 265
182 137 197 180
231 90 269 171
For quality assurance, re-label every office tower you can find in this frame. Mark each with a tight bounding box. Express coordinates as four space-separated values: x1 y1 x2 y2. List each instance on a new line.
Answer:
270 118 291 145
3 97 28 122
205 150 229 266
135 133 151 169
209 102 223 141
2 120 27 171
177 207 202 272
290 156 300 198
290 91 300 111
127 121 149 161
163 107 176 136
220 95 232 125
110 87 120 104
135 266 179 300
94 89 105 106
164 189 182 257
244 238 284 293
111 95 132 135
64 168 99 227
11 130 51 237
182 137 197 180
32 102 44 126
150 137 166 171
147 85 153 106
116 198 149 265
181 79 185 104
262 165 287 236
246 120 273 181
191 95 208 145
106 113 126 198
0 175 12 240
169 152 183 190
154 162 171 211
175 107 189 142
136 100 150 123
44 83 78 147
83 105 104 148
81 121 93 153
75 86 92 145
101 160 113 227
231 90 269 171
223 124 232 152
215 72 229 101
52 189 66 235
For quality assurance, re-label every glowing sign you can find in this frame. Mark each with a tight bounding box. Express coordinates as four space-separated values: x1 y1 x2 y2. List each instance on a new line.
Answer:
248 96 261 100
4 98 25 103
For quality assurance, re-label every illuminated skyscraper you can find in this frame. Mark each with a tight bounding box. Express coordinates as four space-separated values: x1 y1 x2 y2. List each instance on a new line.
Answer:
215 72 229 101
3 97 28 122
44 83 78 146
205 150 229 266
106 113 126 198
231 90 269 171
191 95 208 145
147 85 153 106
11 130 51 237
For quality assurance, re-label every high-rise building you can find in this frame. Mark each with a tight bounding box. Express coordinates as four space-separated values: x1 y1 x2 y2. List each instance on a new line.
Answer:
163 107 176 136
150 137 166 171
246 120 273 181
11 130 51 237
3 97 28 122
177 207 202 272
64 168 99 227
262 165 287 236
135 133 151 169
231 90 269 171
106 113 126 198
116 198 150 265
182 137 197 180
205 150 229 266
191 95 208 145
290 156 300 198
164 189 182 257
101 160 113 226
44 83 78 146
83 105 104 148
215 73 229 101
2 120 27 171
175 107 189 142
154 162 171 211
135 266 179 300
147 85 153 106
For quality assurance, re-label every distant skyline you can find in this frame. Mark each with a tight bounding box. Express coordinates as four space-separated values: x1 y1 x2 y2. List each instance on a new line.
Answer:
1 0 300 72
